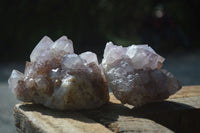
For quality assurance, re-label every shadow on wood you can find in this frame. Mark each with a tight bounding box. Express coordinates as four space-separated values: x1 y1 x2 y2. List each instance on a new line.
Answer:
81 100 200 133
18 103 98 123
131 101 200 133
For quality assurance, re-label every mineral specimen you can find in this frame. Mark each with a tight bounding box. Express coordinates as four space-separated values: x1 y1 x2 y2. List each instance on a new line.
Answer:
101 42 181 106
8 36 109 110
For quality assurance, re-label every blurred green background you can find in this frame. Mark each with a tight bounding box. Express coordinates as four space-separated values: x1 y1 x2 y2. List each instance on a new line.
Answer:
1 0 200 62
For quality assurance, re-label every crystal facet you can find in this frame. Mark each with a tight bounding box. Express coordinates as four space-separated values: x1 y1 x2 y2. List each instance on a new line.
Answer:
30 36 53 62
79 51 99 65
8 36 109 110
102 42 181 106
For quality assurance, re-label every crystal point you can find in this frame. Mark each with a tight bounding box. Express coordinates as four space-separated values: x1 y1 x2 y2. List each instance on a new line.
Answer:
52 36 74 54
8 70 24 93
80 51 99 65
30 36 53 62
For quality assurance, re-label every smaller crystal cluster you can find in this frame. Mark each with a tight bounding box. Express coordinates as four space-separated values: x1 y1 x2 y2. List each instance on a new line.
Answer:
102 42 181 106
8 36 109 110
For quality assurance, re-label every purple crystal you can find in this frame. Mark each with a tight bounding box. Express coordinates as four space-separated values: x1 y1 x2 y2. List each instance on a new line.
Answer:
102 42 181 106
8 36 109 110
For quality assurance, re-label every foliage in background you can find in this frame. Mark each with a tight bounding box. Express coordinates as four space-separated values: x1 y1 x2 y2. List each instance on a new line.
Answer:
0 0 199 61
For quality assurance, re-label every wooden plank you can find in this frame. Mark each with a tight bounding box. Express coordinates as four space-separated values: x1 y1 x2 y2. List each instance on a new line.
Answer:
14 86 200 133
169 85 200 99
14 103 112 133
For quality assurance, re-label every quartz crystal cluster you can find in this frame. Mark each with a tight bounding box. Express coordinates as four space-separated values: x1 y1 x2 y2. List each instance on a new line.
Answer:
8 36 109 110
102 42 181 106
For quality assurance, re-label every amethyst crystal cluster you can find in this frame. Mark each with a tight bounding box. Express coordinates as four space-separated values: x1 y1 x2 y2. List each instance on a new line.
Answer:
8 35 181 110
8 36 109 110
101 42 181 106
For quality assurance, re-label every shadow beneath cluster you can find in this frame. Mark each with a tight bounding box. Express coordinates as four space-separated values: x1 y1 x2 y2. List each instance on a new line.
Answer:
18 99 200 133
81 101 200 133
18 103 97 124
131 101 200 133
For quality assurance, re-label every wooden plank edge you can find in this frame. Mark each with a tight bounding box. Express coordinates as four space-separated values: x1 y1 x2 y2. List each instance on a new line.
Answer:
14 103 113 133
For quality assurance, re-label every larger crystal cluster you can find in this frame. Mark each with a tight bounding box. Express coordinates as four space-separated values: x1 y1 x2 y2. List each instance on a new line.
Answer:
8 36 109 110
102 42 181 106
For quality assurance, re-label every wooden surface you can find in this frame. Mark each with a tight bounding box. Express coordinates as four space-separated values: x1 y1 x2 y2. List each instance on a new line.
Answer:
14 86 200 133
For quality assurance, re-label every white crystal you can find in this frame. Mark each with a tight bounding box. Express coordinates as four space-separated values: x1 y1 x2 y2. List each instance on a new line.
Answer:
30 36 53 62
30 36 74 65
102 42 127 65
126 45 165 69
102 42 181 106
8 70 24 93
51 36 74 55
79 51 99 65
61 54 87 71
102 42 165 70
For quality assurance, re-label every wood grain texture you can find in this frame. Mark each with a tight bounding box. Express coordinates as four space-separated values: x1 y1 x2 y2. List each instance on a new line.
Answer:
14 103 112 133
14 86 200 133
169 86 200 99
